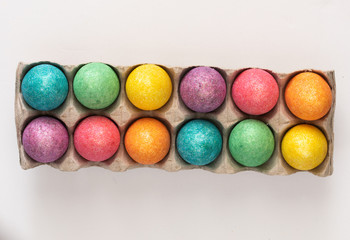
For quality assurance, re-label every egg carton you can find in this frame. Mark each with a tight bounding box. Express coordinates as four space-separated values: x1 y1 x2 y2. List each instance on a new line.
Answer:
15 62 336 176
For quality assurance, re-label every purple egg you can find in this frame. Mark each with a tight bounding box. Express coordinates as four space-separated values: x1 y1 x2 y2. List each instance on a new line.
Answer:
22 116 69 163
180 66 226 113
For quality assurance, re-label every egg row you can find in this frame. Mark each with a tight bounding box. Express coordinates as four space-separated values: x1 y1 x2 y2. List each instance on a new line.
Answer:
21 63 333 121
22 115 328 171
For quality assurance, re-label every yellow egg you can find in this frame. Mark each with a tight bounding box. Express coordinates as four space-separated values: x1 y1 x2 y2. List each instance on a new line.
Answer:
281 124 328 170
126 64 172 110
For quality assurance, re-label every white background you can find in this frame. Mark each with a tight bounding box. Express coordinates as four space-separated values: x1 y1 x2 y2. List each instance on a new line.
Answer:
1 0 349 239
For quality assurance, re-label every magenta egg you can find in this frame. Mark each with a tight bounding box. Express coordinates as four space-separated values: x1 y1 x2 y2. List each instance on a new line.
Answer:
180 66 226 113
232 68 279 115
22 116 69 163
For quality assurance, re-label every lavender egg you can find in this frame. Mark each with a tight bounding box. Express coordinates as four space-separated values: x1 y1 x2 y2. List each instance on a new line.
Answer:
22 116 69 163
180 66 226 113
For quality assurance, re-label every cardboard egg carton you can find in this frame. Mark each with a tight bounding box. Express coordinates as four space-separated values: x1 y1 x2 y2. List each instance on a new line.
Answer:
15 62 336 176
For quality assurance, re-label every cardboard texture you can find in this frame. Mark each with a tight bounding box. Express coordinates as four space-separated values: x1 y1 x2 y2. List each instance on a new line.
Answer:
15 62 336 176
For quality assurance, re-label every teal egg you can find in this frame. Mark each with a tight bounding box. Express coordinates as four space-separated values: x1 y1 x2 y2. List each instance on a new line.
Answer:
21 64 68 111
176 119 222 165
73 62 120 109
228 119 275 167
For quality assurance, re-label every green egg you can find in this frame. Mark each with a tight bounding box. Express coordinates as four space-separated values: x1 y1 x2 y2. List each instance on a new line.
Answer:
73 62 120 109
228 119 275 167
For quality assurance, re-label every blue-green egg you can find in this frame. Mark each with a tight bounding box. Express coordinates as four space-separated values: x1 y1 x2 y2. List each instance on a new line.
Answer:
21 64 68 111
176 119 222 165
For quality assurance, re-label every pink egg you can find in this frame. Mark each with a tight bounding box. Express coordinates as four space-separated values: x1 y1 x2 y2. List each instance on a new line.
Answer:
74 116 120 162
232 69 279 115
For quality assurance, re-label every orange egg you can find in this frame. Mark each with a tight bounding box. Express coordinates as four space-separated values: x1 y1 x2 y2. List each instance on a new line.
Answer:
124 118 170 165
285 72 332 121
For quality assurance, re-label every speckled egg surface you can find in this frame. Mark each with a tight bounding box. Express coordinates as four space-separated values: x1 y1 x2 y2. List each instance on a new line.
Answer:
176 119 222 165
73 62 120 109
228 119 275 167
285 72 332 121
180 66 226 113
22 116 69 163
21 64 68 111
232 68 279 115
124 118 170 165
74 116 120 162
126 64 172 110
282 124 327 170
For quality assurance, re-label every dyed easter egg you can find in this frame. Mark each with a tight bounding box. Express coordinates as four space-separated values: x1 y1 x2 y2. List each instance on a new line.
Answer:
124 118 170 165
281 124 327 170
176 119 222 165
285 72 332 121
232 68 279 115
228 119 274 167
74 116 120 162
22 116 69 163
180 66 226 113
21 64 68 111
73 62 120 109
126 64 172 110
